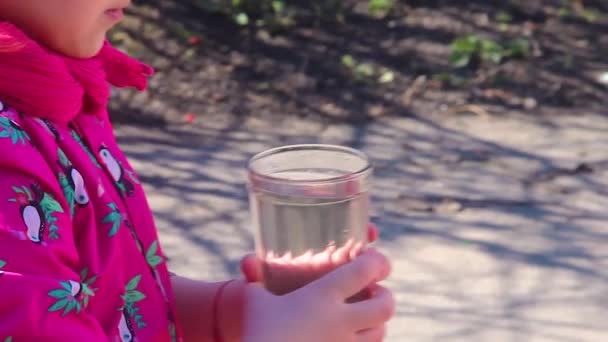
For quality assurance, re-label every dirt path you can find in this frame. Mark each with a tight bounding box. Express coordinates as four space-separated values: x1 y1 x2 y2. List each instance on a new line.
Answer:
115 109 608 341
112 1 607 127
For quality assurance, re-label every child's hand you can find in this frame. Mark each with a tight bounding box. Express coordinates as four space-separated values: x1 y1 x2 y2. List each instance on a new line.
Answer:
241 248 394 342
241 223 379 282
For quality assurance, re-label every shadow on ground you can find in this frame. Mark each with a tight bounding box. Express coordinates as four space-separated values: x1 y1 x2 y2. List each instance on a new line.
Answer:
115 107 608 340
110 0 607 126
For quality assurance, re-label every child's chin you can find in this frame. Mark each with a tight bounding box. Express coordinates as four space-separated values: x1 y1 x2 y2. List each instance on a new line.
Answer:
60 36 106 59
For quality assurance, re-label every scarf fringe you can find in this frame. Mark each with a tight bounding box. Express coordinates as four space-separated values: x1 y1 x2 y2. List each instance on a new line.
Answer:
0 22 153 124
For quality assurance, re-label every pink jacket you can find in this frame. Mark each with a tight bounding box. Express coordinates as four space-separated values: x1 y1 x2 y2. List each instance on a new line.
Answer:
0 23 182 341
0 102 180 341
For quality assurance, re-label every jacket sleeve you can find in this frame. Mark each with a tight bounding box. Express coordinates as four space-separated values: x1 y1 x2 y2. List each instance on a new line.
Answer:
0 123 108 341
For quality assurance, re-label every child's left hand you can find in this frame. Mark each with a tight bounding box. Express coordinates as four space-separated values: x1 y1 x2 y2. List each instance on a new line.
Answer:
240 223 379 283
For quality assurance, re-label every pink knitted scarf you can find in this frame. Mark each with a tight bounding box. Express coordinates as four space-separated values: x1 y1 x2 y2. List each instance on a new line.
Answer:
0 22 153 124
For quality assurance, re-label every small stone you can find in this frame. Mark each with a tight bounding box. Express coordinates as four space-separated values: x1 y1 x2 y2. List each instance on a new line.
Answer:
434 200 463 214
397 197 433 212
523 97 538 110
476 13 489 26
369 105 385 117
599 72 608 85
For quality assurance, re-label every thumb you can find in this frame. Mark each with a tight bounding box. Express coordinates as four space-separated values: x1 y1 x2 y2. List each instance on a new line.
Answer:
240 254 263 283
308 248 391 299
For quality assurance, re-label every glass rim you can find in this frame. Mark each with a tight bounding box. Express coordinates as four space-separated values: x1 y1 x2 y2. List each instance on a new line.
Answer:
247 144 373 185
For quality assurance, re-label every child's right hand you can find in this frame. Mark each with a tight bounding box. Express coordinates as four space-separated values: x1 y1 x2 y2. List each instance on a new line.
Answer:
241 249 394 342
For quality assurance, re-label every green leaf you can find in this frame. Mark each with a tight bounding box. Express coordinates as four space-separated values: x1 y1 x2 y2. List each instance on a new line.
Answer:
125 303 136 316
0 260 5 269
48 298 69 312
452 35 479 55
368 0 394 16
59 174 75 216
0 131 9 138
355 63 375 78
116 182 126 194
504 38 530 58
23 186 33 201
496 11 512 23
11 186 23 194
19 131 30 143
62 299 77 316
83 295 90 308
147 255 163 267
124 290 146 303
449 51 472 68
378 70 395 84
85 275 98 285
40 193 63 214
126 275 142 291
146 241 159 259
80 268 89 280
235 12 249 26
82 284 95 296
60 281 72 292
341 54 356 68
5 337 13 342
581 9 601 23
108 222 121 237
480 39 503 63
103 209 122 237
49 227 60 240
48 289 70 299
102 212 121 224
272 0 284 13
57 148 70 167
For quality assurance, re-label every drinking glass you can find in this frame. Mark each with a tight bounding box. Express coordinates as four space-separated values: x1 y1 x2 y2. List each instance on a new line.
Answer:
247 144 373 296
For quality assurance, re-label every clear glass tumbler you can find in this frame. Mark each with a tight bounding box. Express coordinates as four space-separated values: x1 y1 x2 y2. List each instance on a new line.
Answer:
247 144 373 296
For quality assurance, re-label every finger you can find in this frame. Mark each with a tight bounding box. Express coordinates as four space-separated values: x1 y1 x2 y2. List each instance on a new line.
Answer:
356 325 386 342
311 245 336 275
310 248 391 299
240 254 263 283
349 241 364 261
332 238 354 265
367 223 379 243
347 285 395 330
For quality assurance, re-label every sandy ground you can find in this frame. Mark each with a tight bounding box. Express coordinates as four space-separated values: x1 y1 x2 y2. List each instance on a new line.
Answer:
116 109 608 341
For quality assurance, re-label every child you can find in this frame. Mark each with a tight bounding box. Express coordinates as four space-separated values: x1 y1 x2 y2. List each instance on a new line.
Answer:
0 1 395 341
